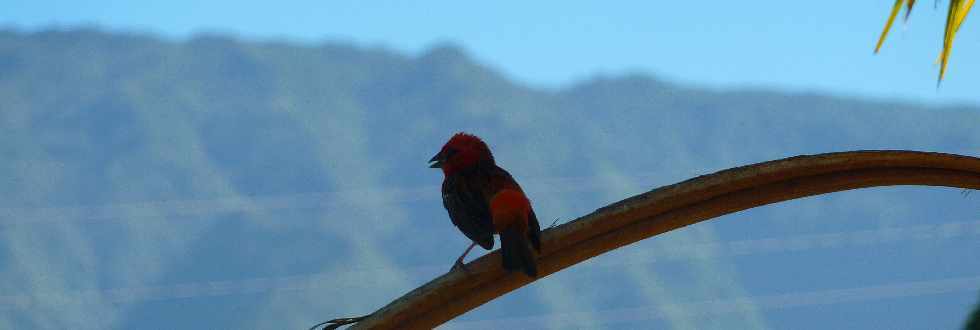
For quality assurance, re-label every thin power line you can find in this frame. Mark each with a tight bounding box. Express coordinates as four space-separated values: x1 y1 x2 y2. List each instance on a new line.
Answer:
1 162 973 226
1 219 977 310
0 171 673 226
442 275 980 329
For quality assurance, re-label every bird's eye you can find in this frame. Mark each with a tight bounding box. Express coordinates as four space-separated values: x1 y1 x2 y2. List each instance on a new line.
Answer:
445 148 459 159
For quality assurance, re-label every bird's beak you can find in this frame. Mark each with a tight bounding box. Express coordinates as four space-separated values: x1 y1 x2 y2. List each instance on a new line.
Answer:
428 152 444 168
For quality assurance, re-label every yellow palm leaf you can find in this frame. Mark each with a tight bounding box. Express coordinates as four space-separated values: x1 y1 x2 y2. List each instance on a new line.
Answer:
876 0 974 82
953 0 975 31
933 0 973 64
938 0 973 82
875 0 909 53
906 0 919 21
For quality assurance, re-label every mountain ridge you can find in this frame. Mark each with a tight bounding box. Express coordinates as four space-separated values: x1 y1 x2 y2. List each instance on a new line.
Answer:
0 26 978 330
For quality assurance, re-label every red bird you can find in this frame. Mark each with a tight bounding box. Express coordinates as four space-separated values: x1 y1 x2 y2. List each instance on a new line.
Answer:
429 133 541 277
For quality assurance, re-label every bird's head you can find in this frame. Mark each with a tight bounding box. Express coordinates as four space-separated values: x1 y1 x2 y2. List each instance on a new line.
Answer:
429 132 494 175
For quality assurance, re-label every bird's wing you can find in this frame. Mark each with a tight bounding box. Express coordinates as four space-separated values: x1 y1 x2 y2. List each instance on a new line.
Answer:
492 166 541 252
442 174 495 250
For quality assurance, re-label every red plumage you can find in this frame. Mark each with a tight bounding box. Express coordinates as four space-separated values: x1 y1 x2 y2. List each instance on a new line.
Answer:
429 133 541 277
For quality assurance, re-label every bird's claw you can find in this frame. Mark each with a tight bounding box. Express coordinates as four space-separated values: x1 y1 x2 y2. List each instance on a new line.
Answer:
451 260 471 274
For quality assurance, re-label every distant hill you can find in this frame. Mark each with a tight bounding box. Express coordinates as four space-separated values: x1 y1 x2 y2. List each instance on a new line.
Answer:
2 28 976 207
0 28 978 330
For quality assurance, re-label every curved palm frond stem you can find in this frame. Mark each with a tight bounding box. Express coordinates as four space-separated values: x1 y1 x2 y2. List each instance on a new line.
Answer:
331 150 980 329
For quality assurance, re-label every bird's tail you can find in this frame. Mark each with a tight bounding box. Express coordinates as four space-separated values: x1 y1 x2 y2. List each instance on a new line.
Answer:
500 224 537 278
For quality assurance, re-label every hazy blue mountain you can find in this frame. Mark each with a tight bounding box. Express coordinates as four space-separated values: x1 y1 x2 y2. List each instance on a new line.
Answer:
1 28 978 330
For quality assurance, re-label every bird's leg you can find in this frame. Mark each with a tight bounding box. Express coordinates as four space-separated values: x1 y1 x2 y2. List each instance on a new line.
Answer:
452 242 478 273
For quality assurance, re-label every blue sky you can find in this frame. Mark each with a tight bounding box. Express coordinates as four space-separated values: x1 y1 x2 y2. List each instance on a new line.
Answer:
3 1 978 105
